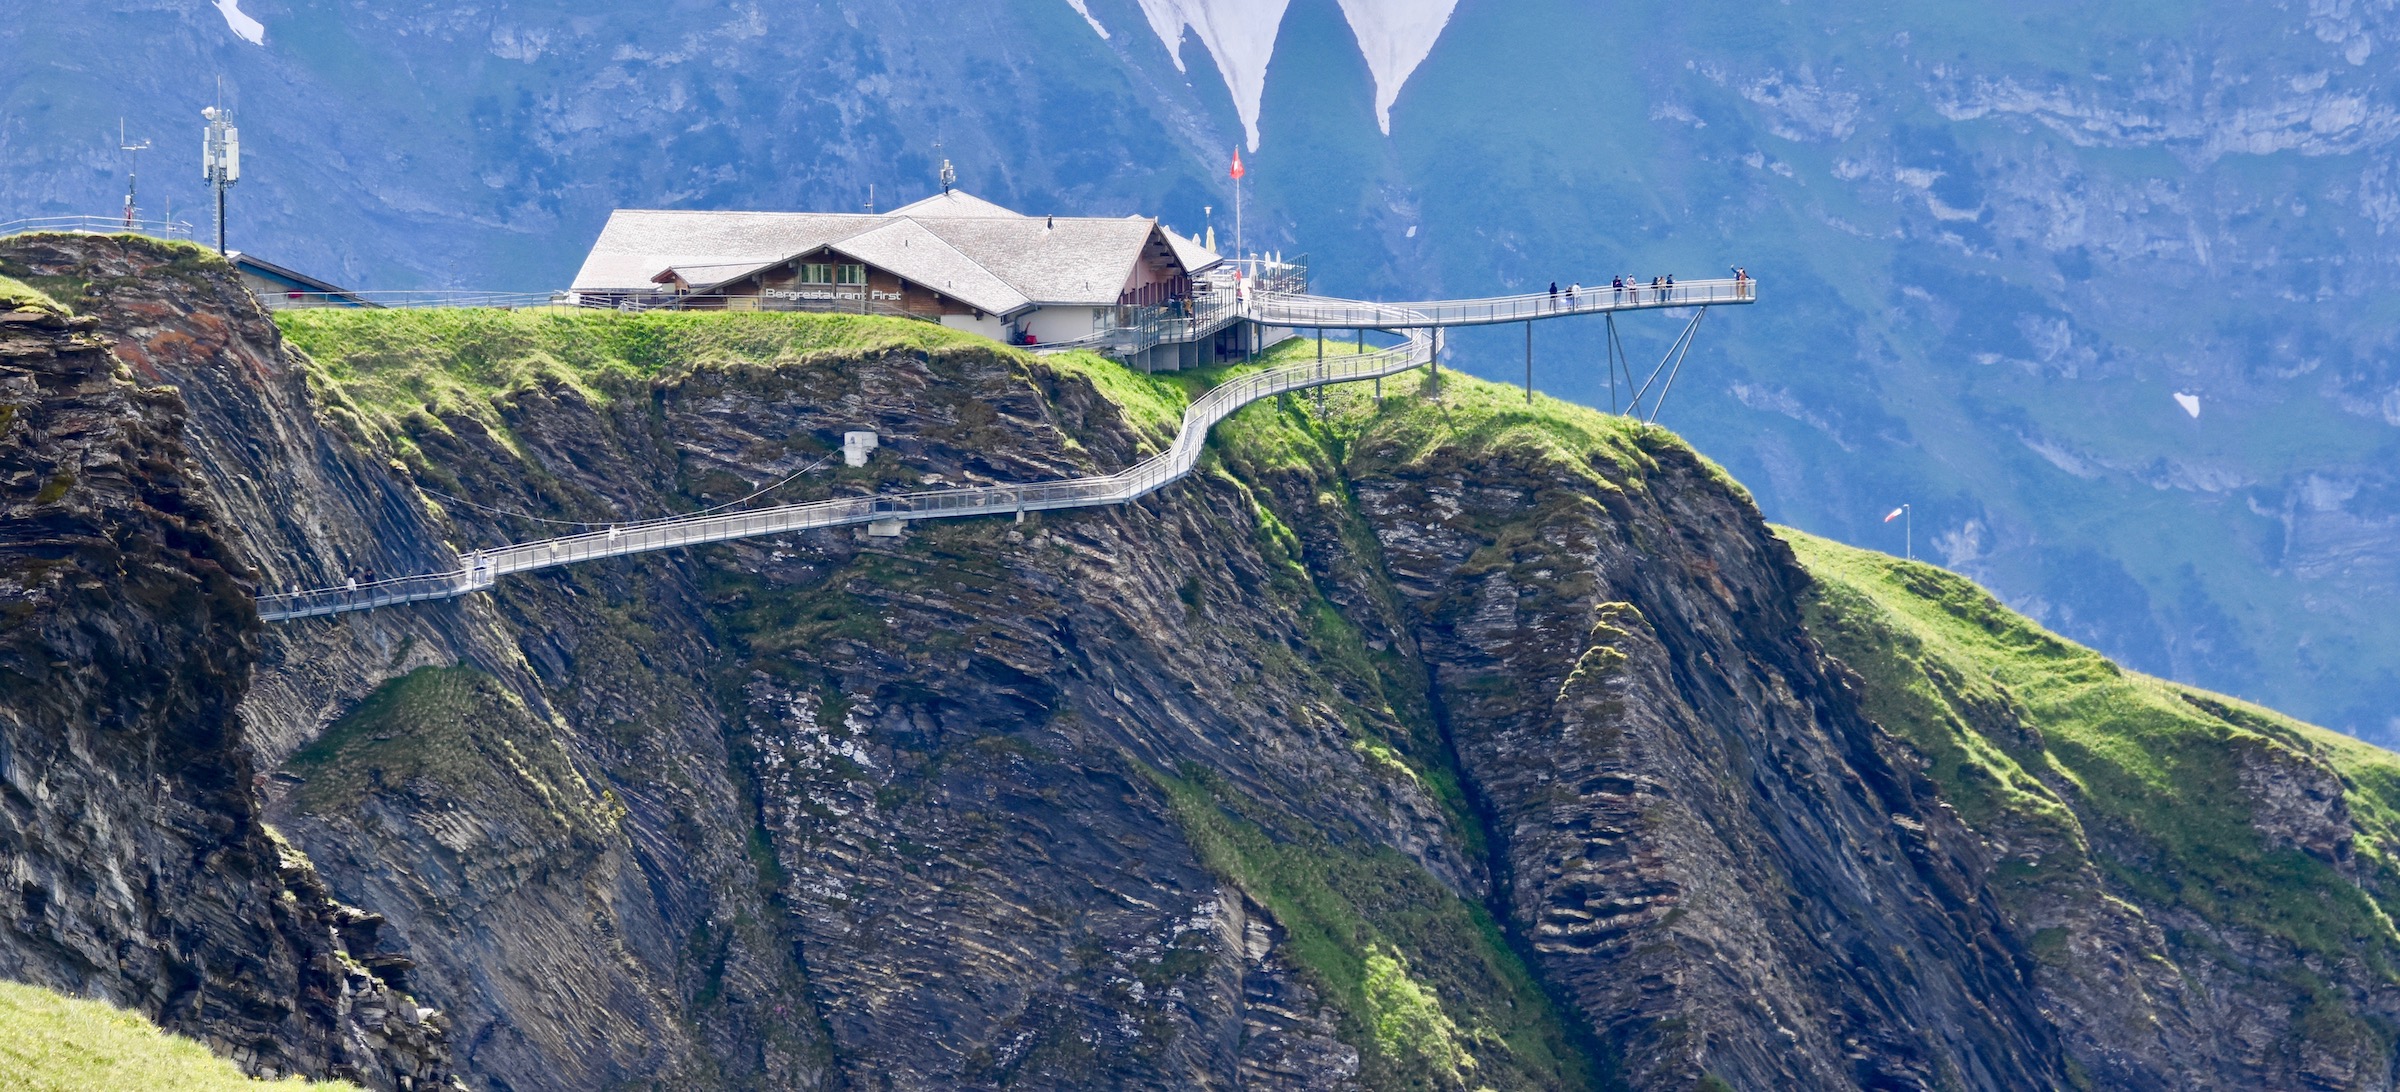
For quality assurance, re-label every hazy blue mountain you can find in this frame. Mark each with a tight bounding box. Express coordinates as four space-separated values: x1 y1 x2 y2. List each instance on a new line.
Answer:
6 0 2399 738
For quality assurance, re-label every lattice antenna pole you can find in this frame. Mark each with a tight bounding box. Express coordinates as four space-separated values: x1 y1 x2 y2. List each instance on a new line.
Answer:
201 106 240 255
118 120 150 229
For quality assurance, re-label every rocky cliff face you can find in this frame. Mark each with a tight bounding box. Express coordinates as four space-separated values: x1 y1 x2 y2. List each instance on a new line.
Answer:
4 236 2399 1090
0 252 454 1087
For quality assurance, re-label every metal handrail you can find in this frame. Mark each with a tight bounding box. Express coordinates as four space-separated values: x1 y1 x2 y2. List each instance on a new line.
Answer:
1 215 197 241
257 330 1433 621
1252 278 1756 329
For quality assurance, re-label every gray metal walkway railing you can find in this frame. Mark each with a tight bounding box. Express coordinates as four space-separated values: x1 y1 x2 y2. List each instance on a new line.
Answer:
1252 277 1754 329
1 215 197 241
258 329 1434 622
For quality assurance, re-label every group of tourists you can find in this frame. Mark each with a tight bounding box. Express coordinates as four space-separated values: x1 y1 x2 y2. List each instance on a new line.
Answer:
1540 267 1751 308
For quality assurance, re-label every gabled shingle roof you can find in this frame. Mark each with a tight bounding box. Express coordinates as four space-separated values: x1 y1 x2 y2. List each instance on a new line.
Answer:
571 191 1224 312
828 219 1029 315
1162 227 1223 276
572 210 880 295
914 217 1161 306
888 190 1024 219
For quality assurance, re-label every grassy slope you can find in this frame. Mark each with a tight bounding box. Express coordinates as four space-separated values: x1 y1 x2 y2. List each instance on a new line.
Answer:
0 273 60 313
275 308 1003 457
1786 528 2400 1051
0 980 353 1091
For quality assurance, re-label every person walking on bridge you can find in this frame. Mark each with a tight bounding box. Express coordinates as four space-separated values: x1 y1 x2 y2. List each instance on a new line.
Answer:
1549 281 1559 307
1568 281 1580 305
1665 273 1675 302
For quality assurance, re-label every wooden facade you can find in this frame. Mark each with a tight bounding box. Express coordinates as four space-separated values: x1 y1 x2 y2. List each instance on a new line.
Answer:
1118 227 1192 308
668 247 998 322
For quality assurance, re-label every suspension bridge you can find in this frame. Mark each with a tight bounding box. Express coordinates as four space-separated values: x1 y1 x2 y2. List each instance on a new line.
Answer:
256 277 1754 622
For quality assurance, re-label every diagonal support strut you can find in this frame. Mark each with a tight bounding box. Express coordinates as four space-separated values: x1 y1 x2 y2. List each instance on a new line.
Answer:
1625 306 1708 423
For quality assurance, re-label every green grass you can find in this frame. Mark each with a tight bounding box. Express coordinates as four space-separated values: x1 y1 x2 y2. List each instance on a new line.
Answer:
0 980 353 1090
0 273 61 313
274 307 995 455
284 665 623 838
1785 528 2400 991
1033 347 1190 447
1145 764 1591 1091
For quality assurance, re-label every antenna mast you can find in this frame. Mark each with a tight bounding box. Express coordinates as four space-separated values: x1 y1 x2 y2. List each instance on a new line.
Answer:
201 106 240 255
933 135 955 195
118 120 151 230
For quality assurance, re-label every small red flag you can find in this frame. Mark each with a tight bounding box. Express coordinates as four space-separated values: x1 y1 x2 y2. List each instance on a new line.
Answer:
1230 148 1245 180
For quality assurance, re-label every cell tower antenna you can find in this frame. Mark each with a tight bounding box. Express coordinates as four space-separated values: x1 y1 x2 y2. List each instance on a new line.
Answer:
865 183 875 214
201 104 240 255
932 134 956 195
118 119 151 229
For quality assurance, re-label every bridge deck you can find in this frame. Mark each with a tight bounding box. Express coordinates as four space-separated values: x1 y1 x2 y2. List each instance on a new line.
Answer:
1252 277 1753 330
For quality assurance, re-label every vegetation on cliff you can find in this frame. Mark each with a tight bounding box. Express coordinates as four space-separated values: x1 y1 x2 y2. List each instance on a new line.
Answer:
0 980 358 1091
275 308 994 457
221 301 2400 1087
1790 529 2400 1062
0 273 61 314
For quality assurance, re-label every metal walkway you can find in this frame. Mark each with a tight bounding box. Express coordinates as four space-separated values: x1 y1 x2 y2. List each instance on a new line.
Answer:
1251 277 1754 329
259 328 1433 621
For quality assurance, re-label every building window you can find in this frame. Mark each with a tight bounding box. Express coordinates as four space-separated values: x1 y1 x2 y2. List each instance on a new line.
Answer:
836 264 866 285
798 262 835 284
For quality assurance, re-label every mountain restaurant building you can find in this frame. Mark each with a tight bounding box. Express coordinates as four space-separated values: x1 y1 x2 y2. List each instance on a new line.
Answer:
568 190 1220 345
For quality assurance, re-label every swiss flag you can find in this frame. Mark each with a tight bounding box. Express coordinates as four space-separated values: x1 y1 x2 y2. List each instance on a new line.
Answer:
1230 148 1245 180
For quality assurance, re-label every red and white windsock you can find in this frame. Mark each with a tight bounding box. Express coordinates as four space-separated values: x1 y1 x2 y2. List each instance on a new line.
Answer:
1883 505 1907 523
1230 148 1246 180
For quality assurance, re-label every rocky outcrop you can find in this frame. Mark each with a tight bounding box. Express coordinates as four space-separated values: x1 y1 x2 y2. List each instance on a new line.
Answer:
5 235 2398 1091
0 267 456 1088
1338 435 2062 1088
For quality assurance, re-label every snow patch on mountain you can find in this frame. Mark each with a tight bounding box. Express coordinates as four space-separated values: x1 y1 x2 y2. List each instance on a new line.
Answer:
214 0 265 45
1334 0 1458 134
1064 0 1110 39
1118 0 1456 147
1134 0 1292 150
